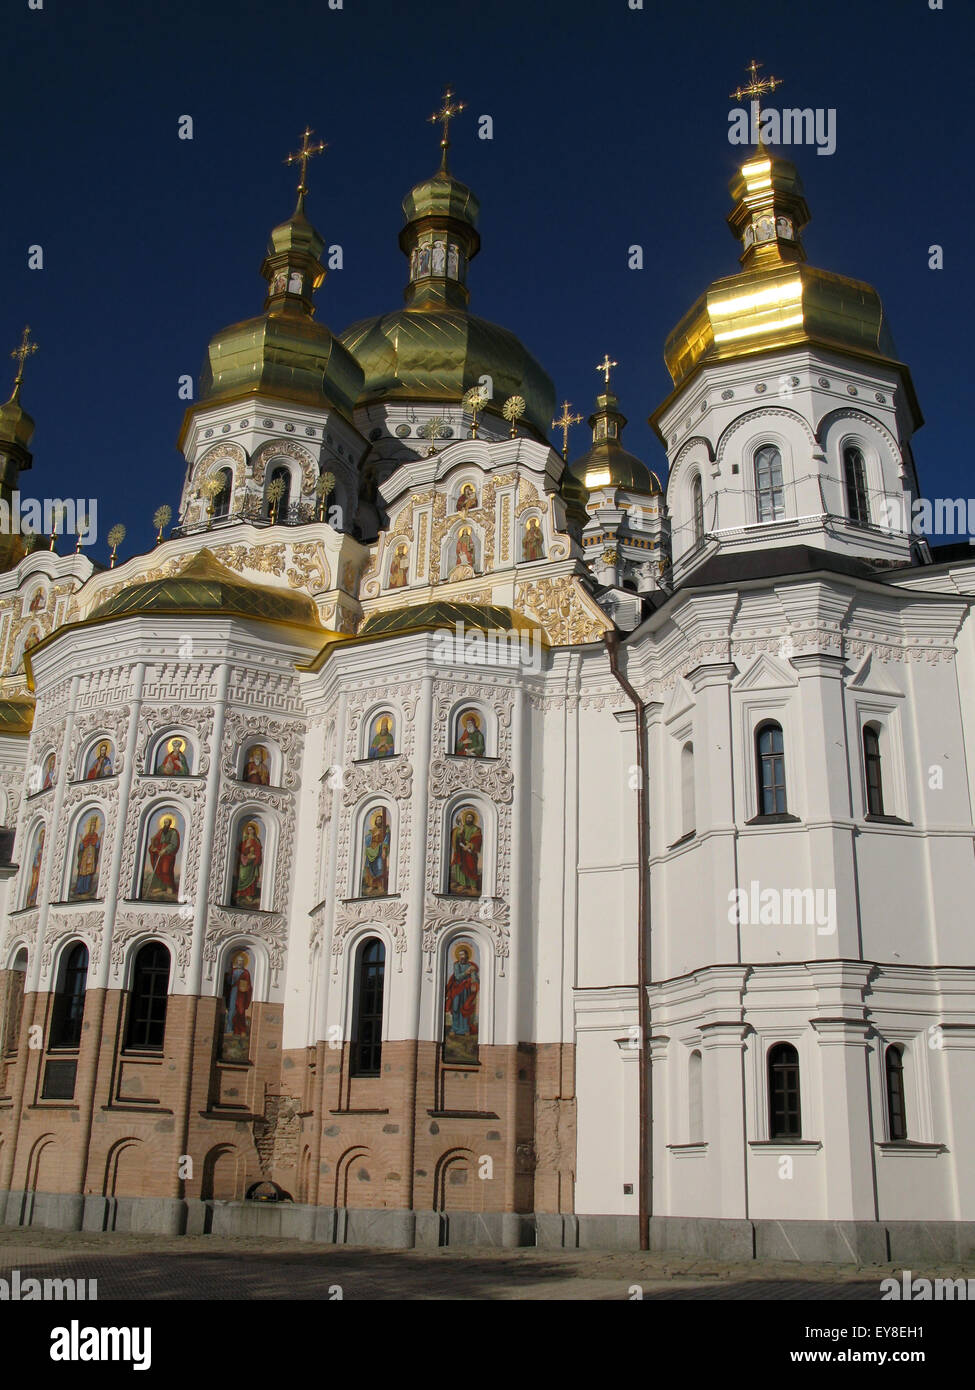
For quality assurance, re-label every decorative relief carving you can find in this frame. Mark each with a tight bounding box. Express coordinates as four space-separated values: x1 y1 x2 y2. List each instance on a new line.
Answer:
118 779 207 905
137 703 214 777
220 709 304 791
331 897 408 973
110 910 192 982
515 575 609 645
67 704 132 781
41 908 106 978
422 894 509 977
428 757 513 803
209 781 297 918
204 906 287 986
251 438 317 495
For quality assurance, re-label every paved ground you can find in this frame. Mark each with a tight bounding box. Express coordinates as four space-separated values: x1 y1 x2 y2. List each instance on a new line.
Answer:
1 1228 967 1299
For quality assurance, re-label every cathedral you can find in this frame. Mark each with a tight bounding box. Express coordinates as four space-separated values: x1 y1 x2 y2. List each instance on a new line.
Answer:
1 85 973 1263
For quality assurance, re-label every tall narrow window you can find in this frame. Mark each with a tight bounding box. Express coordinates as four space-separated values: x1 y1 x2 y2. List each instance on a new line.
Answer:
885 1045 907 1141
863 725 884 816
754 445 785 523
213 467 233 519
768 1042 801 1139
49 942 89 1049
680 742 695 837
351 937 385 1077
3 948 27 1055
688 1049 703 1143
756 722 787 816
692 475 704 548
125 942 170 1051
844 445 869 526
267 466 292 521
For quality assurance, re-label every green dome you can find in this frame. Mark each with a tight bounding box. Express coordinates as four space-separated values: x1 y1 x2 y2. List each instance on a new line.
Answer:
340 307 556 437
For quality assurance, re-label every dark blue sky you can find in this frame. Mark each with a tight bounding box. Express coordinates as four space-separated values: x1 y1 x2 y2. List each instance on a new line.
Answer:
4 0 972 561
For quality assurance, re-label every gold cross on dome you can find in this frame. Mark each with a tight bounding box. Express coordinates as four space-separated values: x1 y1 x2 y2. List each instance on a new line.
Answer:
729 58 783 132
552 400 583 459
285 127 328 197
10 324 37 396
596 354 618 387
429 86 466 162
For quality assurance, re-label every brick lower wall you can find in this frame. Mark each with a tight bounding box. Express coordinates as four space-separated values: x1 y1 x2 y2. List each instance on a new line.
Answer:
0 979 576 1216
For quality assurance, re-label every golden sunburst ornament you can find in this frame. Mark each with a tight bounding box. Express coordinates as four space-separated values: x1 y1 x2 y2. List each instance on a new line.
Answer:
107 523 126 568
153 504 172 545
502 394 526 439
463 386 489 439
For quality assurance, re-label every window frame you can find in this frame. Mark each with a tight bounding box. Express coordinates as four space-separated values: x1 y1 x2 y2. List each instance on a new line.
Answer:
49 941 89 1051
843 443 870 527
350 936 386 1077
767 1041 802 1140
756 721 788 817
124 941 171 1052
753 444 785 524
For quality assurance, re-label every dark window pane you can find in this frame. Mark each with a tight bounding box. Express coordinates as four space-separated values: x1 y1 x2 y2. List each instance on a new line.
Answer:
351 938 385 1077
864 727 884 816
125 942 170 1051
844 446 869 527
886 1045 907 1140
768 1043 801 1139
50 942 89 1049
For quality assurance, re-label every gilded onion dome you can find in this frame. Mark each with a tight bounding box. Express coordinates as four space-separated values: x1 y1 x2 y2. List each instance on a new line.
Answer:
87 550 325 632
339 158 555 438
181 191 364 437
568 390 662 495
662 141 904 392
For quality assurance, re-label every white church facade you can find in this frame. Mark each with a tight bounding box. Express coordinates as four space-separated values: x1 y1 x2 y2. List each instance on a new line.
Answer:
0 106 973 1262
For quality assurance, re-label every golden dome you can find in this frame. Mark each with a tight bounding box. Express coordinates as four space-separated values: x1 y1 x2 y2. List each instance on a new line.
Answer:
88 549 325 631
339 159 555 438
179 197 364 445
568 391 662 494
662 145 903 392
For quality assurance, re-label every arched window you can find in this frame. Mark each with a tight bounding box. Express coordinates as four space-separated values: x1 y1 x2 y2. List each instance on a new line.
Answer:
351 937 385 1077
267 465 292 521
691 475 704 548
213 467 233 520
768 1042 801 1139
680 742 695 837
3 948 27 1055
843 445 869 527
863 725 884 816
50 942 89 1049
754 445 785 523
756 722 787 816
125 942 170 1051
688 1049 703 1143
885 1044 907 1141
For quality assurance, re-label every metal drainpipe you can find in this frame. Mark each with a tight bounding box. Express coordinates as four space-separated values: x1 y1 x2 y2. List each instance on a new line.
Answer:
605 628 650 1251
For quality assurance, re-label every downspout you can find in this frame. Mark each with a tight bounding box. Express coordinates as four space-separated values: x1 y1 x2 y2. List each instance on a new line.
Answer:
605 628 650 1251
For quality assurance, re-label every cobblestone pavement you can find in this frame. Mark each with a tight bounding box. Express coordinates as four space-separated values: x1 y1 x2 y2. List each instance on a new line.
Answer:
2 1228 967 1299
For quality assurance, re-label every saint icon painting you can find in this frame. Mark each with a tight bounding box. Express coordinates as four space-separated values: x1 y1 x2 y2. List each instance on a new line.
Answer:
368 714 395 759
40 752 56 790
25 825 44 908
243 745 271 784
156 737 190 776
141 810 184 902
230 819 264 908
84 740 114 780
221 948 253 1063
454 710 485 757
448 806 482 896
69 813 103 901
360 809 391 896
443 939 480 1064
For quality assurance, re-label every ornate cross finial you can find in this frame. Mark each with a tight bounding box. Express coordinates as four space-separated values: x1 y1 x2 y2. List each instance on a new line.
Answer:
596 354 618 387
284 127 328 199
10 325 37 398
429 86 466 167
729 59 783 140
552 400 583 460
